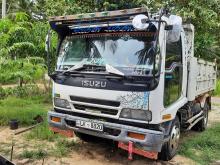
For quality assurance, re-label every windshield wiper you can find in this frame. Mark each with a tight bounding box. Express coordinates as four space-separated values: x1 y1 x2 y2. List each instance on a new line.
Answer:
105 64 124 77
59 63 137 82
104 64 139 82
63 62 125 76
62 62 85 74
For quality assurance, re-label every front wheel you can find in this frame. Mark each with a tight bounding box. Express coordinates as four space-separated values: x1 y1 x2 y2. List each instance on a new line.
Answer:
159 117 180 161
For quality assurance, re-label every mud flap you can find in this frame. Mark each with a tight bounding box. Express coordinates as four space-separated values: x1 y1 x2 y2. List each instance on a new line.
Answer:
118 141 158 160
49 126 74 137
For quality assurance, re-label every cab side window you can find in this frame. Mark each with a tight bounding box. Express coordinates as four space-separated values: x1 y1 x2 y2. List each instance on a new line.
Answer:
164 39 183 107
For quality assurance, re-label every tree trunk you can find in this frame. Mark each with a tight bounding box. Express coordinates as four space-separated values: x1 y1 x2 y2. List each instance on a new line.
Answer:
2 0 6 18
19 77 23 87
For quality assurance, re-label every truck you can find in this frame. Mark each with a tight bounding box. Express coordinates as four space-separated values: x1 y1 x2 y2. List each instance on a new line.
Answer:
46 7 217 160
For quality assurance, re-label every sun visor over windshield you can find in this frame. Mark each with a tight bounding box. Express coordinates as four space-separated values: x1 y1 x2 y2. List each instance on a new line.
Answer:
49 22 157 37
49 7 152 36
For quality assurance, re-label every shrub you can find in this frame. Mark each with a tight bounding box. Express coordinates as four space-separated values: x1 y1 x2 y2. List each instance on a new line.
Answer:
213 79 220 96
0 87 7 99
0 57 46 85
0 85 45 99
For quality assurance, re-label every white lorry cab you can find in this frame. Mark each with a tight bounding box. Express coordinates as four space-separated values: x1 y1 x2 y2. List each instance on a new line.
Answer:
47 7 217 160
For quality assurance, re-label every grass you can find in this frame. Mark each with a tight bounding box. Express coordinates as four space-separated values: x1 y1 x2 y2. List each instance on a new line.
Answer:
213 79 220 96
0 95 50 126
0 93 58 141
19 138 78 159
0 95 79 159
0 143 11 155
51 138 79 157
25 121 79 157
25 122 61 142
26 124 78 157
19 149 48 159
179 123 220 165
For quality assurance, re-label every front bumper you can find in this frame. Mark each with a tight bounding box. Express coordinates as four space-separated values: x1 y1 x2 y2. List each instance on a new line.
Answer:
48 111 164 152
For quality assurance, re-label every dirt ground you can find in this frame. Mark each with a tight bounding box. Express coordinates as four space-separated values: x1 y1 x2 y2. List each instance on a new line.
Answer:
0 97 220 165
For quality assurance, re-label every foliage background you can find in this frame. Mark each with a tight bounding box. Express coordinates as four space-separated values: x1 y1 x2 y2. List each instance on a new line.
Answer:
0 0 219 86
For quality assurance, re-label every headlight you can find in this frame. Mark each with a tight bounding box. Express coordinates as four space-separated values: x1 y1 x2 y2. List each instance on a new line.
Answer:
120 108 152 121
54 98 71 109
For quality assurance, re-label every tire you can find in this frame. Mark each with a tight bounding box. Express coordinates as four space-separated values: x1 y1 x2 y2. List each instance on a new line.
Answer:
159 117 180 161
75 132 100 143
192 102 209 132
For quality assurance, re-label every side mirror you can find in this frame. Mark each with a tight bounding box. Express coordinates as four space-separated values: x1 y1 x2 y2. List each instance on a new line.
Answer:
45 30 52 75
164 15 182 42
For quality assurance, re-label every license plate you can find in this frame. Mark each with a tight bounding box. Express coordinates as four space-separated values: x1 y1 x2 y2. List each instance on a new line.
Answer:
76 120 103 132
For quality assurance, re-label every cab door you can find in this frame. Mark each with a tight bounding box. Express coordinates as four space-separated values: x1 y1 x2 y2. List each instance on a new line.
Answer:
164 32 186 107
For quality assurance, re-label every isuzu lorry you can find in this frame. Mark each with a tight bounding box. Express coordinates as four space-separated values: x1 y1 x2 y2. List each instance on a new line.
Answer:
46 7 217 160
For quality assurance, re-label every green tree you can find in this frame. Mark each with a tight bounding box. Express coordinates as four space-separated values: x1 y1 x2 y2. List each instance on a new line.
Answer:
0 12 50 59
1 0 220 71
0 57 46 86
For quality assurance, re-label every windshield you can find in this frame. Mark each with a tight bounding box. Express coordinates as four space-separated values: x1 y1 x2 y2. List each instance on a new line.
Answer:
57 32 160 76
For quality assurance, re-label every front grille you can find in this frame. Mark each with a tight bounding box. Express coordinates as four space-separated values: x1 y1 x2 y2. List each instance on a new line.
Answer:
73 104 118 115
70 96 120 107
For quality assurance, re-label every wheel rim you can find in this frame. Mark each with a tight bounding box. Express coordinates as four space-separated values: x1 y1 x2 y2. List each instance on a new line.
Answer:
169 124 180 155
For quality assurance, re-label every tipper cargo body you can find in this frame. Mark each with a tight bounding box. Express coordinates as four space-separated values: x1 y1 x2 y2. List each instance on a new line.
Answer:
46 7 217 160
